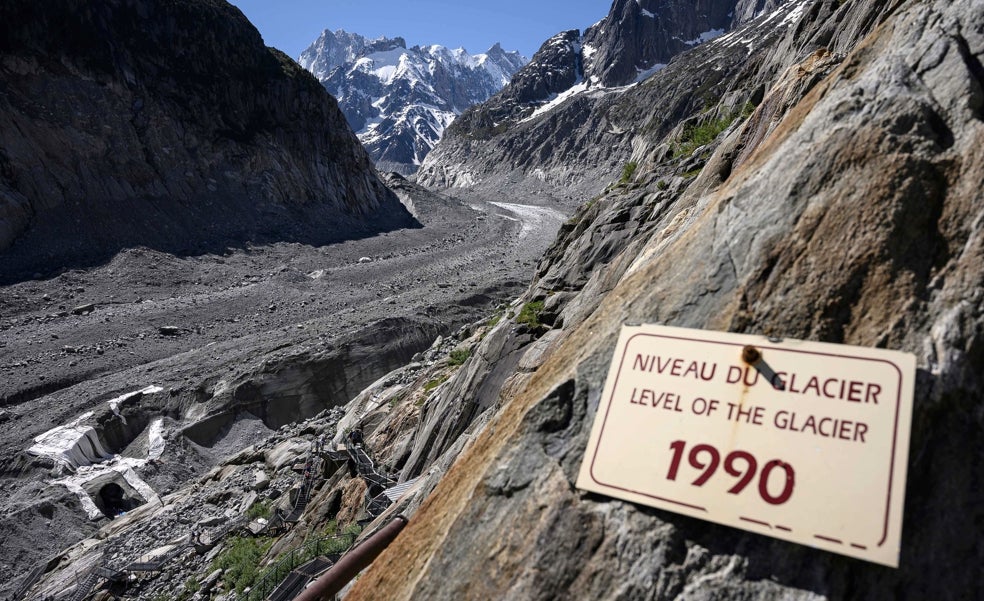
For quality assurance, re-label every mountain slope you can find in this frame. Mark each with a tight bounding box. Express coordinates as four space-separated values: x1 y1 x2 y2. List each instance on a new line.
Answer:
0 0 416 284
299 30 526 175
415 0 792 199
348 0 984 598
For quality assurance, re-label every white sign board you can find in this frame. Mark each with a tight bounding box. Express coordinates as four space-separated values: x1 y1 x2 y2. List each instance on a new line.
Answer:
576 324 915 567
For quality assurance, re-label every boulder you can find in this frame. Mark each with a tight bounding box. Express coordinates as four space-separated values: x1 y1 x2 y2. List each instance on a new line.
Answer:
264 439 311 472
252 470 270 492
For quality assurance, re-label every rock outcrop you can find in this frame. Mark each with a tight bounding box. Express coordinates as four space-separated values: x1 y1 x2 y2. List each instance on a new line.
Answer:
582 0 738 88
348 0 984 599
0 0 415 283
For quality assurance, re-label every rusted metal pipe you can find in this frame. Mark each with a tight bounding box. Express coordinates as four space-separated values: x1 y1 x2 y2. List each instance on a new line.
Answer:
293 515 408 601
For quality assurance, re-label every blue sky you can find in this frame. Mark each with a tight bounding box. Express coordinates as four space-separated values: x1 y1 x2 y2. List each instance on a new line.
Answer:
229 0 610 60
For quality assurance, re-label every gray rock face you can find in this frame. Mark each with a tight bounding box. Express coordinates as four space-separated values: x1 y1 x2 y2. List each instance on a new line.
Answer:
429 29 582 144
415 0 804 200
297 28 377 81
298 30 526 175
0 0 415 283
349 0 984 599
733 0 787 24
582 0 739 88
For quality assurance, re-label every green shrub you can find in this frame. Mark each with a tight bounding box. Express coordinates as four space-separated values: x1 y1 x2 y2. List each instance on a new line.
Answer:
423 375 449 393
448 349 471 366
516 301 545 328
619 161 638 184
673 116 735 157
322 531 359 555
252 524 363 598
247 499 272 520
213 536 273 593
342 522 363 537
656 180 669 190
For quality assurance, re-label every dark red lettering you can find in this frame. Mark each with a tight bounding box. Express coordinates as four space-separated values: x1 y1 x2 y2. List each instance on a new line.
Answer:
854 422 868 443
847 380 863 402
865 383 881 404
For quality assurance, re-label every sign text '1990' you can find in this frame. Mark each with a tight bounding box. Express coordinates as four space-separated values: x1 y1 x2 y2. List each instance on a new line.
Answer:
665 440 795 505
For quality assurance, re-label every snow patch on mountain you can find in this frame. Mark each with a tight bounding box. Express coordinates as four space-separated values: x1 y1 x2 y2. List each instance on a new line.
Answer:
520 82 590 123
685 28 727 45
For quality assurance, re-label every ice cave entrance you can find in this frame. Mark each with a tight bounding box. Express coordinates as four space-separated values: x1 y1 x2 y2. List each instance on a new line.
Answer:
88 476 147 519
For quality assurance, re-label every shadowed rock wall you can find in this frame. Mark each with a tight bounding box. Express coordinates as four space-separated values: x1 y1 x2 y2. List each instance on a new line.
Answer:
0 0 416 282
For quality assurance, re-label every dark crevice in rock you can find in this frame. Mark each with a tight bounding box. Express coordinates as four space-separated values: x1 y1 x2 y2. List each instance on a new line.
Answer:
952 32 984 121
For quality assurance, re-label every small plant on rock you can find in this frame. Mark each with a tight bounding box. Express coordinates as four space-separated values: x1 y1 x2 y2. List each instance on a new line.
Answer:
516 301 545 329
448 348 471 366
673 115 736 157
619 161 638 184
423 374 449 393
247 499 272 520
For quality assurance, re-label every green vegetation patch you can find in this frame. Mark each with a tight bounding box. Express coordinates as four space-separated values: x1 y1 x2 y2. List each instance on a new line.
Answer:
516 301 545 329
249 523 364 600
740 101 756 119
213 536 274 593
247 499 273 520
619 161 638 184
423 374 450 393
673 116 736 158
448 348 472 366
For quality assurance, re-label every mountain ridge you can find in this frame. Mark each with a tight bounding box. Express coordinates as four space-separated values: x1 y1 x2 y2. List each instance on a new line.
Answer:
299 29 526 175
415 0 793 198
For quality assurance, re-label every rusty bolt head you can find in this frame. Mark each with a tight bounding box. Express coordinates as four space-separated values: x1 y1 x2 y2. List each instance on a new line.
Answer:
742 345 761 364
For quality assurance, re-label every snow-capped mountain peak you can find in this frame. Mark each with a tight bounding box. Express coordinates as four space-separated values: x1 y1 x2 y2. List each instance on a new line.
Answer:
299 29 527 174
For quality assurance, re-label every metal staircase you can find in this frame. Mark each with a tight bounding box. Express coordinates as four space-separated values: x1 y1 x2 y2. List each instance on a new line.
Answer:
68 571 100 601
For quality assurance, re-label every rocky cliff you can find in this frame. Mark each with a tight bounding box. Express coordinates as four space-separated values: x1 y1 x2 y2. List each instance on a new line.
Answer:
415 0 800 200
348 0 984 598
0 0 415 284
10 0 984 599
415 0 797 200
298 30 526 175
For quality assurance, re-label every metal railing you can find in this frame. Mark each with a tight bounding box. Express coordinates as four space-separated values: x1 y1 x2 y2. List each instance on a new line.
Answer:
245 532 358 601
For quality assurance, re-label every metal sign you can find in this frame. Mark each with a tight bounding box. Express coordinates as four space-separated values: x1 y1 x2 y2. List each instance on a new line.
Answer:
576 324 916 567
